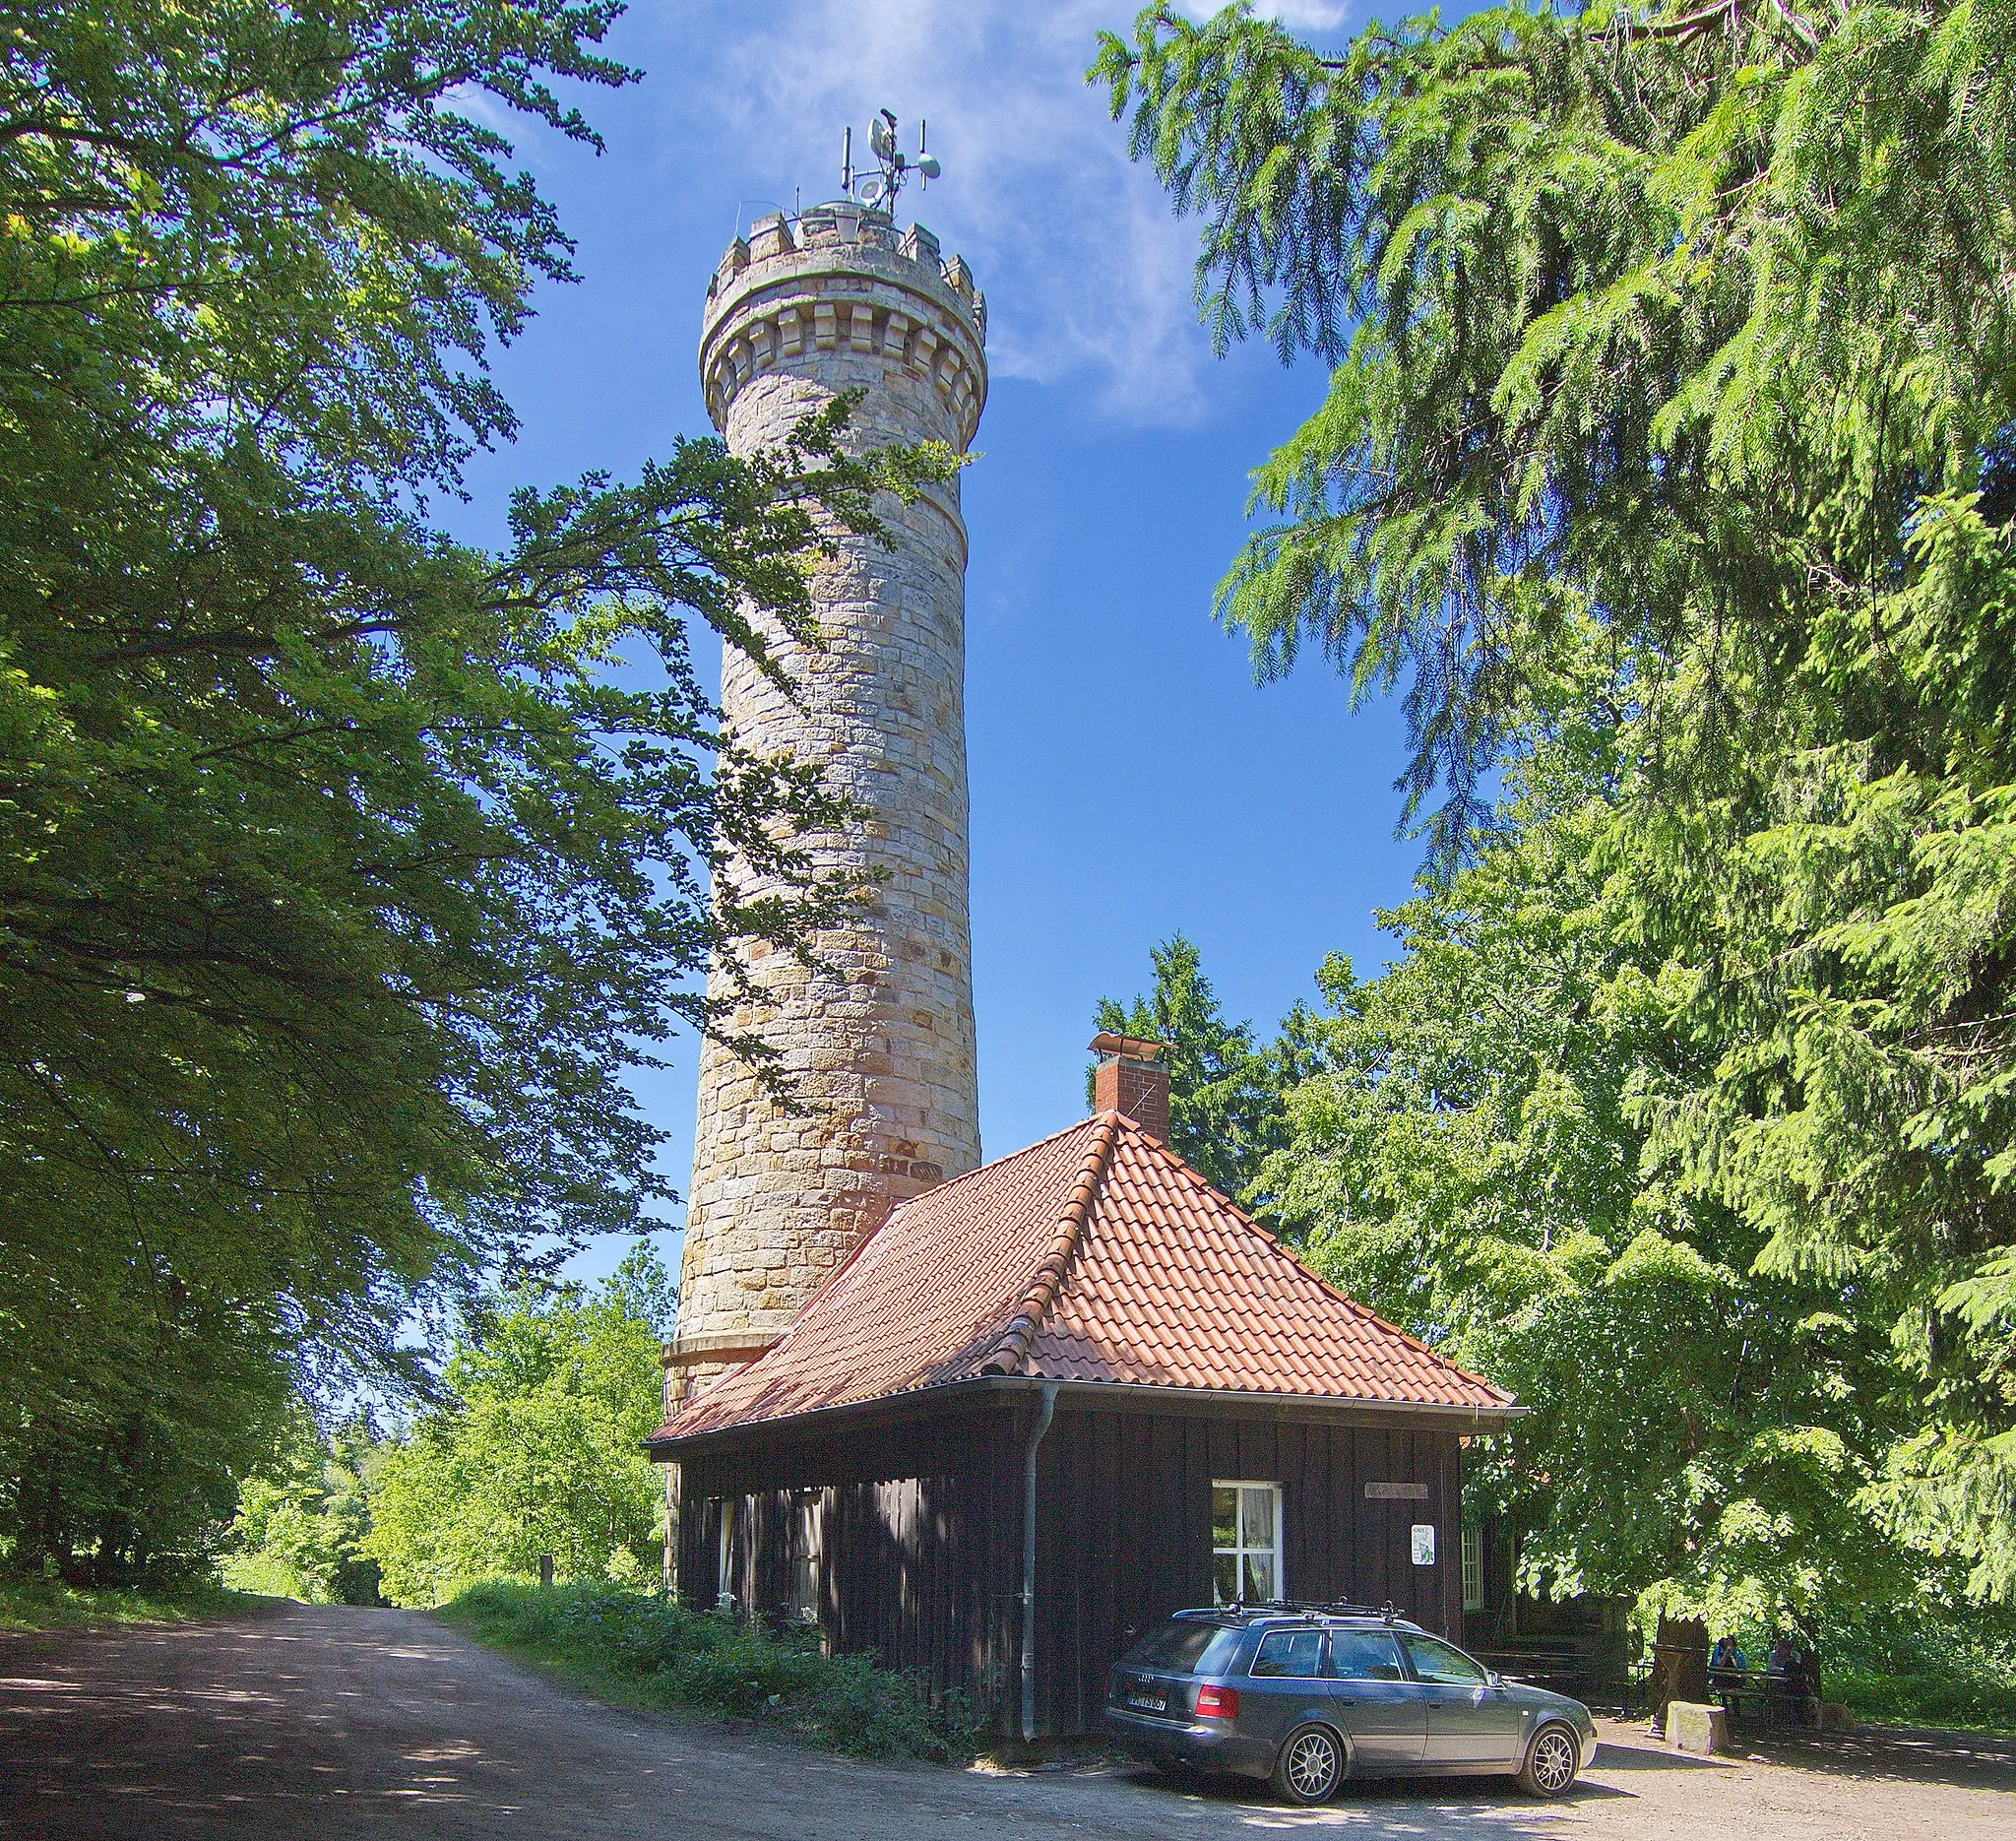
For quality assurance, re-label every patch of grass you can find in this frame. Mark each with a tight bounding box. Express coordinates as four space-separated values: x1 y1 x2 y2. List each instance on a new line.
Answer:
216 1553 312 1600
1829 1663 2016 1737
0 1574 269 1632
436 1580 979 1763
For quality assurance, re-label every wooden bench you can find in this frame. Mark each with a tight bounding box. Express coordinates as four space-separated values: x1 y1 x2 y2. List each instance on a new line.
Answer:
1629 1663 1820 1727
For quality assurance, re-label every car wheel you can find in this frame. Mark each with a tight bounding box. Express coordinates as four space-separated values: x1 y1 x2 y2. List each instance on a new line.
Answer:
1270 1722 1345 1806
1517 1723 1580 1798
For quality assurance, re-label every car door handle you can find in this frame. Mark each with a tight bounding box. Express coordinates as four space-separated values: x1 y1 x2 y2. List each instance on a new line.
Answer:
1331 1698 1355 1706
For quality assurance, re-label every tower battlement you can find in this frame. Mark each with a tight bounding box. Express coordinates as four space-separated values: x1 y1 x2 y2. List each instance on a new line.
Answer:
699 208 985 443
710 206 984 317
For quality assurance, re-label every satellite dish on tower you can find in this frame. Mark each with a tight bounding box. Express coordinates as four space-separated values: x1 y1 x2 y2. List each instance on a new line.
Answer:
841 110 940 211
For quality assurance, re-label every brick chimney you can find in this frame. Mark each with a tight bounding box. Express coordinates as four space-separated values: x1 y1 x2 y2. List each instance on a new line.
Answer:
1090 1033 1170 1144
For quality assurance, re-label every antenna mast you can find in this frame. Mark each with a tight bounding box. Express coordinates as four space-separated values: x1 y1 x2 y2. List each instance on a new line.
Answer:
844 110 942 212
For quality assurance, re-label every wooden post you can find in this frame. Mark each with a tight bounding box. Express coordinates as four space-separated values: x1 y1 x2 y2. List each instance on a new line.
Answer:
538 1554 554 1590
663 1463 680 1598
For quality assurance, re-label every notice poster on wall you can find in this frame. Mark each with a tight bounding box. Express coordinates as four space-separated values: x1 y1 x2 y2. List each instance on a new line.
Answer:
1411 1524 1436 1567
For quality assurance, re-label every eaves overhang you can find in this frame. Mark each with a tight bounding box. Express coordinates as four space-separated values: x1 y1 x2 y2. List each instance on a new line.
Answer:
644 1373 1527 1462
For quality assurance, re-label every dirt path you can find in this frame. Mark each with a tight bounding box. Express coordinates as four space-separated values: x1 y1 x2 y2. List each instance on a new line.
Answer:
1 1603 2011 1839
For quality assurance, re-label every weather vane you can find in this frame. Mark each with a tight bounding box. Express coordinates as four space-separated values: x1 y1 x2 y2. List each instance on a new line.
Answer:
840 109 941 212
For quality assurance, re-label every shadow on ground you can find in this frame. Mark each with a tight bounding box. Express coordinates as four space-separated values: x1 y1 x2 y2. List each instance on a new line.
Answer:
3 1606 2012 1840
1732 1727 2016 1793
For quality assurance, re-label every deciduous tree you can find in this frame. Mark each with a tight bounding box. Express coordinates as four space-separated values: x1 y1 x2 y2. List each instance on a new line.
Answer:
365 1245 673 1604
0 1 948 1578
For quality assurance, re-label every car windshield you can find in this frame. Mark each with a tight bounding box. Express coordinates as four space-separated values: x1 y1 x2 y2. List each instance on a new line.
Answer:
1126 1619 1244 1676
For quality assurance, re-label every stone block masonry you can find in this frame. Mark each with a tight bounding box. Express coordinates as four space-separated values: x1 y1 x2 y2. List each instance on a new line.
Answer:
666 204 987 1408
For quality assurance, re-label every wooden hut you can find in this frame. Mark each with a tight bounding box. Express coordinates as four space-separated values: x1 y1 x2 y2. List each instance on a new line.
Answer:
647 1094 1524 1740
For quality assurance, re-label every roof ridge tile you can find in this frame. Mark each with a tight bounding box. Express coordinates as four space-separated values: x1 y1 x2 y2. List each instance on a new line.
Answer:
978 1112 1121 1376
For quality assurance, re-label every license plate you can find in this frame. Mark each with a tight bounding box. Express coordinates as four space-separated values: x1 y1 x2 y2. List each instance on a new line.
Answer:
1125 1685 1167 1712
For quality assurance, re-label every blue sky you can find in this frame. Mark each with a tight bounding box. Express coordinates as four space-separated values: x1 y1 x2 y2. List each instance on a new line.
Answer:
448 2 1421 1286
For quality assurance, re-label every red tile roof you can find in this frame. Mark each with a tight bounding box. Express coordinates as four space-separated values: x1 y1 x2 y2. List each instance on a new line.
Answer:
651 1112 1514 1443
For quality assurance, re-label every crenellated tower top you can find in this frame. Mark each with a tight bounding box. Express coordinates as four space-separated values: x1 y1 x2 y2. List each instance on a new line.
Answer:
698 205 986 447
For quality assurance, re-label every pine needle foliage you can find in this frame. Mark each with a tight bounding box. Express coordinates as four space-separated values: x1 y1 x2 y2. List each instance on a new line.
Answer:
1099 1 2016 1597
1268 767 1919 1627
1091 933 1315 1205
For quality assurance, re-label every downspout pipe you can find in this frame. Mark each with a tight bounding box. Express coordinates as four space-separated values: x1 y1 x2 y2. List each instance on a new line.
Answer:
1019 1381 1059 1746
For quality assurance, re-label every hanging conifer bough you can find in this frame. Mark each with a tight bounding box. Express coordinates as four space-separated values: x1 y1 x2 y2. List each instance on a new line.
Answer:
1097 1 2016 1600
0 0 954 1582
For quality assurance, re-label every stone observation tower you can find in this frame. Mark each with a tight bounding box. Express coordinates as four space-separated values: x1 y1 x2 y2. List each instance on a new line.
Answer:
664 178 988 1409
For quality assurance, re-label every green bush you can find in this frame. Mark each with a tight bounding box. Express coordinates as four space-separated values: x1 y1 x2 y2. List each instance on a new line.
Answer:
1829 1664 2016 1735
1807 1603 2016 1735
438 1581 977 1761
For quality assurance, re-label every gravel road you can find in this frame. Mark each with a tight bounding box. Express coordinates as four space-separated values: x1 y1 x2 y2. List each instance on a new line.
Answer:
2 1602 2011 1839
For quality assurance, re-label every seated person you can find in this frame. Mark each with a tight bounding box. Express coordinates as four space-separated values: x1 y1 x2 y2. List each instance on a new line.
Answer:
1766 1635 1794 1725
1709 1634 1747 1723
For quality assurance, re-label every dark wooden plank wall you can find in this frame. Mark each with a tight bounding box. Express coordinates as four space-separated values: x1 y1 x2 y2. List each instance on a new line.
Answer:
674 1402 1027 1717
676 1398 1465 1739
1035 1404 1464 1736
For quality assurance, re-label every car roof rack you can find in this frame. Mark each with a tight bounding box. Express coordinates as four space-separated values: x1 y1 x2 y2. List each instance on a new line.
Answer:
1179 1599 1422 1627
1208 1601 1303 1623
1221 1598 1409 1622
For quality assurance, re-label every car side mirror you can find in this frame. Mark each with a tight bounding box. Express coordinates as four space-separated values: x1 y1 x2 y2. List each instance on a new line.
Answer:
1487 1672 1505 1689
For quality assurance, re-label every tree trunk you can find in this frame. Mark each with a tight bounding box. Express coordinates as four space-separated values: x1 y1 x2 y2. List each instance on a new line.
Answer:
1647 1613 1709 1733
13 1443 64 1579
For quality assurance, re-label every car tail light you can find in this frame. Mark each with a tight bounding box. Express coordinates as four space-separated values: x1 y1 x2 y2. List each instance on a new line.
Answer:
1195 1683 1240 1719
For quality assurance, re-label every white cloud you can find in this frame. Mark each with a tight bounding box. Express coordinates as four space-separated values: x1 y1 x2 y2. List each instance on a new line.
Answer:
651 0 1271 424
1247 2 1354 24
1170 1 1355 27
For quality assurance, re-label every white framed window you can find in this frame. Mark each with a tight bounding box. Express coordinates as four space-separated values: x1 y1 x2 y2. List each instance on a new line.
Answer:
1212 1480 1283 1606
790 1491 822 1624
1461 1527 1483 1612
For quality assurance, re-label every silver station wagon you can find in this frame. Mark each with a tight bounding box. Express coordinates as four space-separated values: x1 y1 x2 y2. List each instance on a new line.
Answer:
1102 1605 1597 1807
